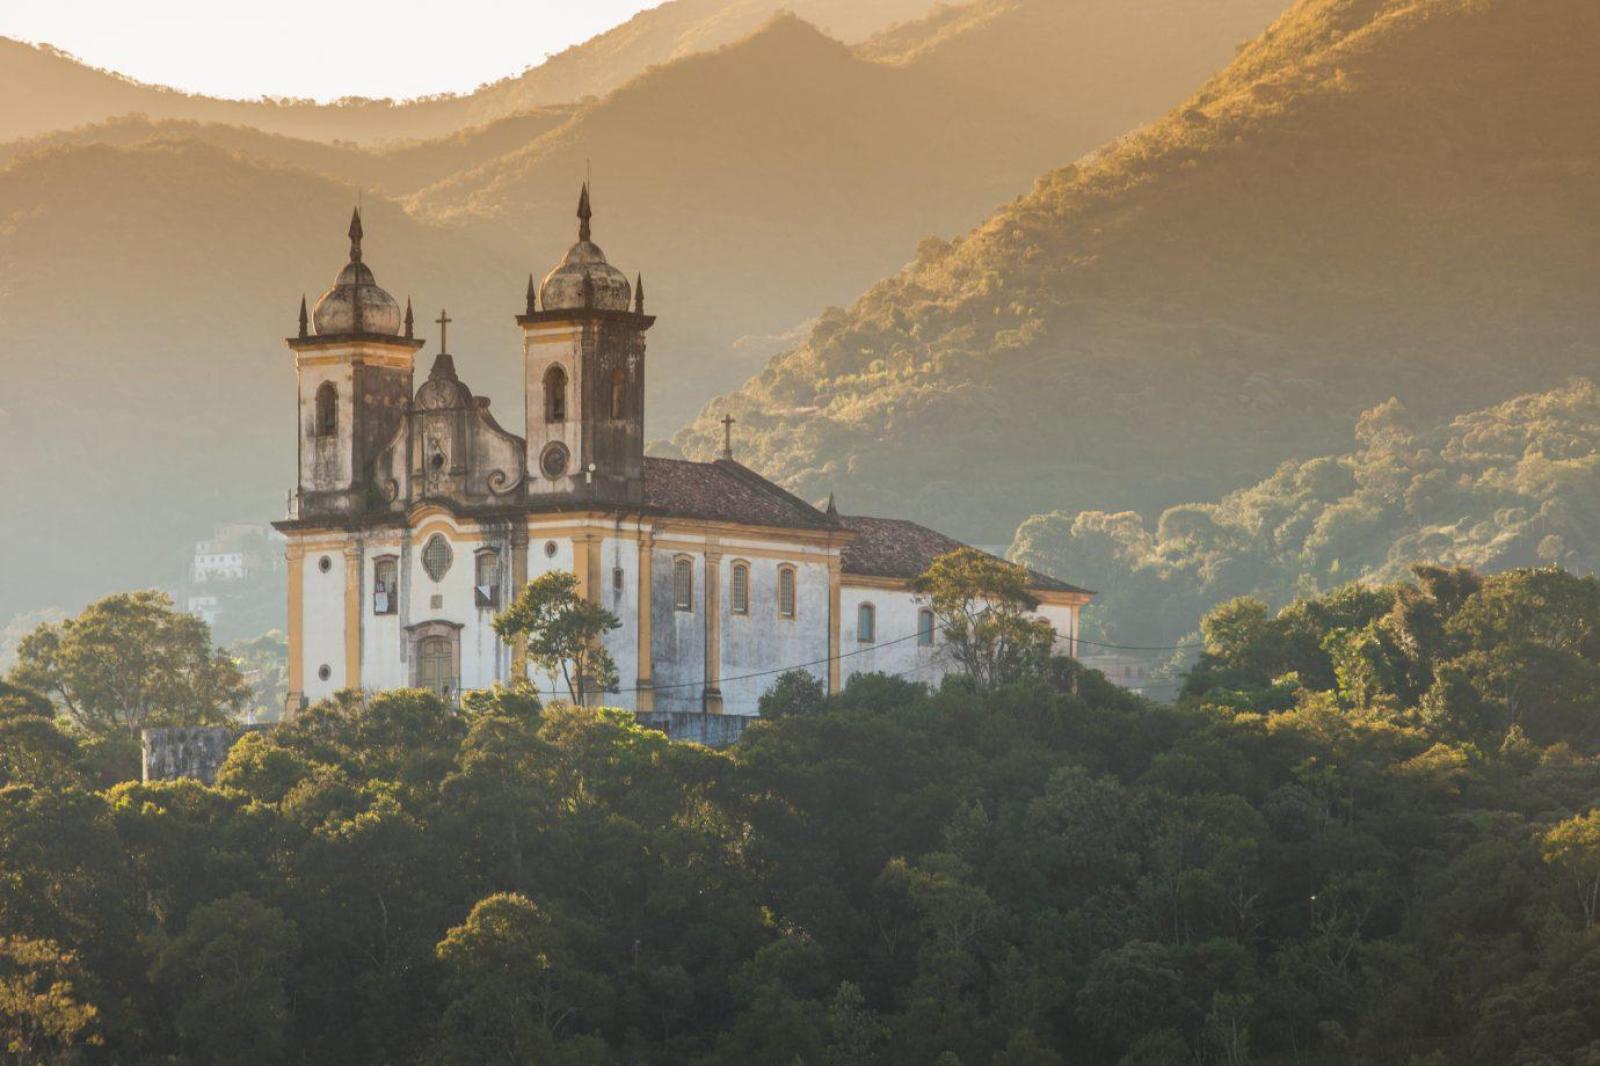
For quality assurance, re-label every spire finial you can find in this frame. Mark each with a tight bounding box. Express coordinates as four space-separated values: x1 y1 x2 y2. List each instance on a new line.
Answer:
577 182 592 243
348 206 364 263
720 413 736 461
435 309 451 353
298 295 309 339
634 273 644 314
404 298 414 339
825 492 838 518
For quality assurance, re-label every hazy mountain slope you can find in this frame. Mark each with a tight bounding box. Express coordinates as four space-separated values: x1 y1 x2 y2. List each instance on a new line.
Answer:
1012 380 1600 646
0 1 935 145
859 0 1289 150
412 2 1293 428
673 0 1600 544
0 108 576 196
0 142 525 620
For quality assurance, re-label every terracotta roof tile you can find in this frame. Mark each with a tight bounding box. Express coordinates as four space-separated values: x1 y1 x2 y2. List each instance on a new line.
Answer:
838 515 1088 594
642 457 838 531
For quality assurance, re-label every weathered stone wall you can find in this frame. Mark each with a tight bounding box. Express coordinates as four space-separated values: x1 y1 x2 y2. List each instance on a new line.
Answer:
141 726 264 784
634 711 750 748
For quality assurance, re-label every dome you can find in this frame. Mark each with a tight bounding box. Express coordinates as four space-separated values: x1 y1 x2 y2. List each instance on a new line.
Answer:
311 208 404 337
537 184 633 313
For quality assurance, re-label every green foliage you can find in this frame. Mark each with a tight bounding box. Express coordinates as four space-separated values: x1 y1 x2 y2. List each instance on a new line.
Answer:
494 572 621 704
7 580 1600 1061
1014 383 1600 650
0 935 103 1062
759 669 827 719
150 893 298 1066
912 549 1055 691
6 591 247 741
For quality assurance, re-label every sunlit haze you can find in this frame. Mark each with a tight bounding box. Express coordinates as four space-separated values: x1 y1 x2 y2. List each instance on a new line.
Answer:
1 0 663 102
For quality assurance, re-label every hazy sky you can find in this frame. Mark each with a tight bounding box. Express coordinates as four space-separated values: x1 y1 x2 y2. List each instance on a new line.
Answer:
2 0 662 102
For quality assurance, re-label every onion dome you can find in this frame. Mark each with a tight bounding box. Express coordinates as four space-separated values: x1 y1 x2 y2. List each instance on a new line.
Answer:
538 184 632 312
311 207 403 336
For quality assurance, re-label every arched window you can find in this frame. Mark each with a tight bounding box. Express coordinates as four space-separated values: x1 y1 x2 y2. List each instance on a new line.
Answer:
918 608 936 646
474 549 500 608
673 556 694 612
857 602 876 644
610 366 626 420
730 562 750 614
314 382 337 437
543 364 567 423
778 566 797 619
373 556 398 615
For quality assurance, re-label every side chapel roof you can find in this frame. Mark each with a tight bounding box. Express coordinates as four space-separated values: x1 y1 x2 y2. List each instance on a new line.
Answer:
838 515 1090 594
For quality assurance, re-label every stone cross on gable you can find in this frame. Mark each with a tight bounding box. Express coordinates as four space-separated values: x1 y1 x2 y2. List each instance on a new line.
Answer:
435 309 451 353
720 413 736 461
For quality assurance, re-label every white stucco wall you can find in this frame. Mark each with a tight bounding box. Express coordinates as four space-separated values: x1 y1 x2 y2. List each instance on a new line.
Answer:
301 546 346 701
838 586 953 690
719 554 830 714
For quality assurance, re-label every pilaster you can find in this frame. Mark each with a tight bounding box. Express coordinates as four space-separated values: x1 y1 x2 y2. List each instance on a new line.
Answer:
285 541 305 716
636 527 655 712
703 542 723 713
828 555 842 695
343 540 363 690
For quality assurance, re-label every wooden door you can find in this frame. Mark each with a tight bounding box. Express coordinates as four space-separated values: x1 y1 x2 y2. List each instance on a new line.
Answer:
417 637 454 699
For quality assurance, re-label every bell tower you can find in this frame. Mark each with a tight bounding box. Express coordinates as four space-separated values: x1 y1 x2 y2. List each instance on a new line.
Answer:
518 185 654 506
289 208 423 517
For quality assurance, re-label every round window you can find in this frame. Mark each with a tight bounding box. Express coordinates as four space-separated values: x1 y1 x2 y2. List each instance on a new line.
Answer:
544 540 559 559
318 555 332 573
540 441 570 480
422 534 453 582
317 664 332 681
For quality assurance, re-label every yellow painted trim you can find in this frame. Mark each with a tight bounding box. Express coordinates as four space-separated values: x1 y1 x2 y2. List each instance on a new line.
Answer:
649 538 831 563
285 543 305 708
828 557 842 694
510 528 529 678
636 528 654 712
652 519 854 550
840 574 916 591
343 543 362 690
526 333 583 345
703 543 723 714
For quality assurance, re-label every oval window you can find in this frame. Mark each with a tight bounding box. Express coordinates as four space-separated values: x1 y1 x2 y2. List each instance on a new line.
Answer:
422 534 453 582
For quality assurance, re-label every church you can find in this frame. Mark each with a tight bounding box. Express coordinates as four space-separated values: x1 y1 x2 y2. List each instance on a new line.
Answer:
273 190 1090 716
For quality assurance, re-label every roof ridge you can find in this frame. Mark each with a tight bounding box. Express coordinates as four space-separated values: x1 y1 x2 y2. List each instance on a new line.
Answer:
712 458 839 527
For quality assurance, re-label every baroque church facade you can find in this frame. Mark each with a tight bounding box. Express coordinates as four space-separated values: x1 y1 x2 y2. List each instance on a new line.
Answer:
274 191 1089 716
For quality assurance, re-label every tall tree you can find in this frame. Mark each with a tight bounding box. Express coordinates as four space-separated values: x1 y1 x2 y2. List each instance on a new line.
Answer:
494 573 620 704
7 592 246 739
910 549 1055 691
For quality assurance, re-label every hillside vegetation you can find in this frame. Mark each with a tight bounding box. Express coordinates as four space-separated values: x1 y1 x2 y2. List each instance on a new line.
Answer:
672 0 1600 545
0 0 1291 623
10 563 1600 1060
1014 379 1600 647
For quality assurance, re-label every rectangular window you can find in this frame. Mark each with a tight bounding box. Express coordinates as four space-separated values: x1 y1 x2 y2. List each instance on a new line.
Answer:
918 609 936 646
731 563 749 614
475 551 500 608
673 557 694 611
858 603 876 643
373 557 398 615
778 566 796 619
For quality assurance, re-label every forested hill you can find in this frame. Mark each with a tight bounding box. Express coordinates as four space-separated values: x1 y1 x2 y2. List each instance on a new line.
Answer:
671 0 1600 545
11 563 1600 1060
1013 379 1600 648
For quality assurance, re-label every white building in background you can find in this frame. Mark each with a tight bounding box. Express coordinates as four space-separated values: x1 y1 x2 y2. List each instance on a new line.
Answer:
273 191 1091 716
